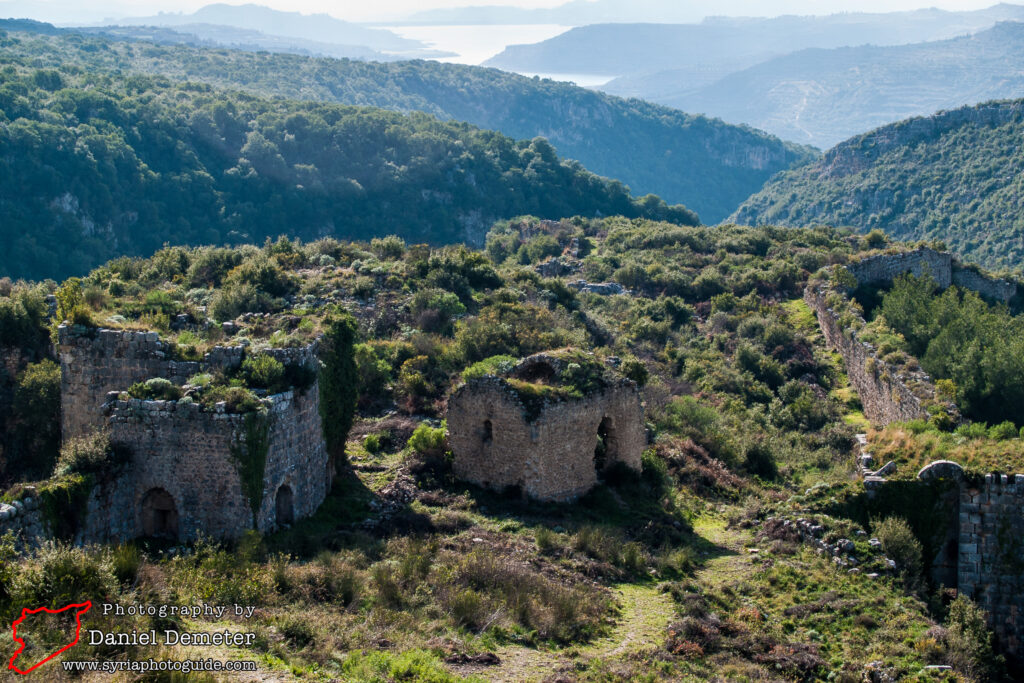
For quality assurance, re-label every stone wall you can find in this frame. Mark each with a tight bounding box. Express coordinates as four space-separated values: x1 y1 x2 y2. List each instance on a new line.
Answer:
0 495 47 550
846 248 952 289
58 325 321 442
951 266 1018 304
805 246 1019 427
804 285 932 425
81 382 329 543
58 327 205 440
448 376 645 502
957 472 1024 655
907 461 1024 660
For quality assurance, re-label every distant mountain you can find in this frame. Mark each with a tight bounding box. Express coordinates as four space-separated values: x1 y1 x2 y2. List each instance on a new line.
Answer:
634 22 1024 148
404 1 1024 26
117 3 426 55
732 100 1024 272
74 24 407 62
485 5 1024 77
0 26 815 224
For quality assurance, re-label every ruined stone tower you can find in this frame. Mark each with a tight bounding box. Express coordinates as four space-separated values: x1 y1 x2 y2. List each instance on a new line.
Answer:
447 350 646 502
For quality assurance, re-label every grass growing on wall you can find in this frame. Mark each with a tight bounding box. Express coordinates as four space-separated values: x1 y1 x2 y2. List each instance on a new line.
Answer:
232 411 271 526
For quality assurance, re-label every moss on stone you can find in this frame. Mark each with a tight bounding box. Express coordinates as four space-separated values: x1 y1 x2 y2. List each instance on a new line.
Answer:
231 410 271 526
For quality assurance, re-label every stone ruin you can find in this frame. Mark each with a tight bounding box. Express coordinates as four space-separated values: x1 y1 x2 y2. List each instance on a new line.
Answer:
805 247 1017 426
447 351 646 502
0 325 332 545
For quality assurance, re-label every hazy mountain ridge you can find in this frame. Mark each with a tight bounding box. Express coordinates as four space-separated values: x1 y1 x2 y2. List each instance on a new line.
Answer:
609 20 1024 148
0 25 814 223
732 99 1024 271
486 6 1024 77
116 3 427 54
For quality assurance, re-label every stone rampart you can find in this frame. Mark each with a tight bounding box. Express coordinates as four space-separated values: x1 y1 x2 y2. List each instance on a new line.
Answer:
957 472 1024 655
804 285 932 424
448 371 645 502
846 248 952 289
805 246 1019 426
80 381 329 543
0 495 47 550
58 325 321 442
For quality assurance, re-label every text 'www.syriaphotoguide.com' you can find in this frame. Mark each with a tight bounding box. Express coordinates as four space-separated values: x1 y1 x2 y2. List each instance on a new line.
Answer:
61 658 257 674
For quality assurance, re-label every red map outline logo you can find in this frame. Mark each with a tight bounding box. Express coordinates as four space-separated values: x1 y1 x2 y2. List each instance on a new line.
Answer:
8 601 92 674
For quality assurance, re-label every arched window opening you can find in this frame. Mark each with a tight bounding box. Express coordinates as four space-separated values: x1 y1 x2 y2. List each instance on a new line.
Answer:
141 488 178 539
276 485 294 527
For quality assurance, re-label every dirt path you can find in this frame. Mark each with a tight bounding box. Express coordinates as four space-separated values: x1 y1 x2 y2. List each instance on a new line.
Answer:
454 582 676 682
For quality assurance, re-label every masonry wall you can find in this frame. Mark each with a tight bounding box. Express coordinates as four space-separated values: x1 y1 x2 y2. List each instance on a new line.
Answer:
952 266 1018 303
0 496 47 550
957 474 1024 656
448 379 645 502
804 285 930 424
81 382 329 542
58 327 205 440
846 248 953 289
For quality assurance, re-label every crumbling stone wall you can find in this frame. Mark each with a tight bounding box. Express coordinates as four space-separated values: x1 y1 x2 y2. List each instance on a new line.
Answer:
804 285 932 425
58 325 320 441
80 382 329 543
0 495 47 550
448 369 645 502
957 472 1024 655
805 246 1019 426
58 327 205 440
846 248 953 289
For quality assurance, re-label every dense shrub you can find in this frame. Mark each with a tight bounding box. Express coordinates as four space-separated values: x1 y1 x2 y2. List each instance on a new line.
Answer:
127 377 183 401
53 431 126 477
319 308 358 466
874 517 923 588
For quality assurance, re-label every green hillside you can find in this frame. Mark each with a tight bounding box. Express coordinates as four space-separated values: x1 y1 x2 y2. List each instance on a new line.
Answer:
0 56 697 281
0 25 814 224
732 99 1024 272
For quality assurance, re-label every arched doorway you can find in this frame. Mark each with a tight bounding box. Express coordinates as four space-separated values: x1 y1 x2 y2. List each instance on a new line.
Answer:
594 416 613 473
275 485 294 527
140 488 178 539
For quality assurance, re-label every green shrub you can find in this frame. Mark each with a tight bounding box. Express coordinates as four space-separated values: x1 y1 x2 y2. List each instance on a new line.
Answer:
127 377 183 401
535 527 561 555
408 422 447 458
54 432 125 477
987 421 1018 441
955 422 989 439
363 433 383 454
461 355 517 382
10 359 61 479
240 353 286 392
200 385 262 413
946 594 1003 680
874 517 923 587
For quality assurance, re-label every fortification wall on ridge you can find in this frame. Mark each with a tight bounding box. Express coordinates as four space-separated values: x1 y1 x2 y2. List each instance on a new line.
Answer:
846 248 952 289
804 285 931 424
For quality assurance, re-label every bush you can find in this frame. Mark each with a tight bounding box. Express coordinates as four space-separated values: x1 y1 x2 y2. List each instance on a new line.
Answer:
240 353 286 392
987 420 1018 441
127 377 183 401
408 422 447 459
54 432 125 477
461 355 517 382
9 359 61 479
363 433 383 454
946 594 1002 680
199 385 262 413
874 517 922 587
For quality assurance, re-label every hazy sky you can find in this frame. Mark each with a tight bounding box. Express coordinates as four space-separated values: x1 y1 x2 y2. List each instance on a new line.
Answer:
0 0 1011 24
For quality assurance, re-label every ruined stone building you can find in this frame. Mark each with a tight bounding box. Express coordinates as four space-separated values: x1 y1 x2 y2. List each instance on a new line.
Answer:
447 351 646 502
35 325 332 543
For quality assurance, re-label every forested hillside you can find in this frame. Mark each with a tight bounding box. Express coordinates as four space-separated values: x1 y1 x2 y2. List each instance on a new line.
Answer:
732 99 1024 272
0 56 695 280
647 22 1024 148
0 26 814 223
